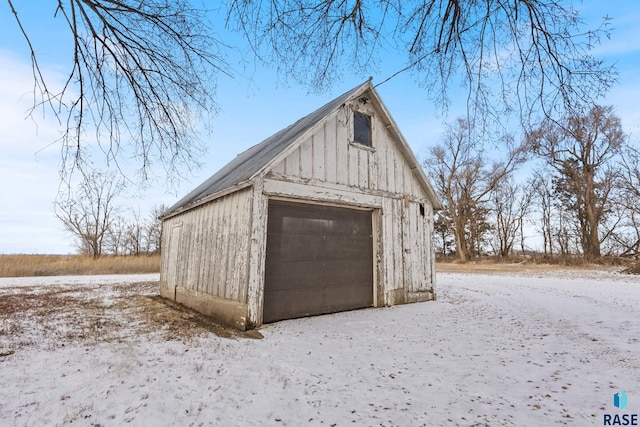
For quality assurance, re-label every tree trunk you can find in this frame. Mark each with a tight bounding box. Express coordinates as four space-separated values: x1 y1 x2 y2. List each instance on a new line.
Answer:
453 220 468 261
583 171 601 259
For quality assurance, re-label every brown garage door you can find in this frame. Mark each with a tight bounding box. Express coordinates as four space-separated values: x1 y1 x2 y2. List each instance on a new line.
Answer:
263 201 373 323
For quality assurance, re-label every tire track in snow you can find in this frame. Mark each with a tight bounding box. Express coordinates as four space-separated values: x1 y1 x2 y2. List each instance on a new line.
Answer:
441 274 640 375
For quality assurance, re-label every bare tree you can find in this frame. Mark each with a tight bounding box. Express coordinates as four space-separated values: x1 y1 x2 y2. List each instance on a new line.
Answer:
103 204 165 256
433 212 455 256
227 0 616 129
123 209 144 256
490 178 533 258
144 204 166 255
614 144 640 257
527 105 626 258
424 118 528 261
105 214 127 256
55 171 125 258
531 171 555 257
7 0 229 181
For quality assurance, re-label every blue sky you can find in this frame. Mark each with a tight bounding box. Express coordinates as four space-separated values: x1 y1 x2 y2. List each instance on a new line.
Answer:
1 1 639 254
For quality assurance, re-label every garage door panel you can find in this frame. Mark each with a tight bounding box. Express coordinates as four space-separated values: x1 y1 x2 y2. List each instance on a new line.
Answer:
324 235 372 259
264 201 373 322
266 234 327 262
263 284 373 323
267 234 372 262
265 259 373 291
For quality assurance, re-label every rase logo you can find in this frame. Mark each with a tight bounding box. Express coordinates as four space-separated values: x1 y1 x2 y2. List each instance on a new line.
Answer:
616 392 629 410
604 391 638 426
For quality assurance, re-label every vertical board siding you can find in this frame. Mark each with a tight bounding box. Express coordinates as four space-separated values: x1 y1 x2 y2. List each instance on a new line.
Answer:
392 198 405 289
313 125 326 181
369 147 379 191
403 201 435 293
161 222 183 296
378 199 435 302
377 131 388 190
246 180 268 326
336 115 348 185
386 144 396 194
324 117 338 183
402 201 413 293
299 137 313 179
381 198 395 293
271 158 285 175
229 193 243 301
348 143 359 186
416 202 428 290
182 221 195 290
394 147 405 195
219 194 232 299
285 147 300 176
163 188 252 303
358 149 369 188
193 207 203 293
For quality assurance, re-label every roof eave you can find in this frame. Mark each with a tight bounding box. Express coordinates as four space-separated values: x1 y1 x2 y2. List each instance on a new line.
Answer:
160 179 254 221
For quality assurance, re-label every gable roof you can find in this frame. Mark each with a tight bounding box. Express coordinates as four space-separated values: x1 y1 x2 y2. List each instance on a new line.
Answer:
162 80 441 219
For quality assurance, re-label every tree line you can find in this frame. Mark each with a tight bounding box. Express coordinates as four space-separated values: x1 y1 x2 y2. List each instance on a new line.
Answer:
426 106 639 261
54 171 165 258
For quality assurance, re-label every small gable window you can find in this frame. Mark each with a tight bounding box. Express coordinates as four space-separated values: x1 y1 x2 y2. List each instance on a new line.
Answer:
353 111 372 147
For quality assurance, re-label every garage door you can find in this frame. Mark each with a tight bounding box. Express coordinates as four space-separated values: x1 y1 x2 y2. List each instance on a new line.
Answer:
263 201 373 323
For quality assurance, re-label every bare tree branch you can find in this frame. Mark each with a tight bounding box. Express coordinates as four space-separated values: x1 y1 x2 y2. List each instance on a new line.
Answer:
8 0 230 183
227 0 616 130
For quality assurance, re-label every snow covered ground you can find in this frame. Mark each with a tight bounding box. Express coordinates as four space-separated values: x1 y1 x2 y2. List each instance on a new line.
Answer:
1 270 638 426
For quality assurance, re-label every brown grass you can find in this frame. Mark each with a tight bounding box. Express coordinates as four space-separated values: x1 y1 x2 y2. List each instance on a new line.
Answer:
0 281 261 355
623 262 640 275
0 254 160 277
434 256 632 274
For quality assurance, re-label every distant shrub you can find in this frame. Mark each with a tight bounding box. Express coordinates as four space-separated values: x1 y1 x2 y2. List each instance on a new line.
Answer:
623 262 640 275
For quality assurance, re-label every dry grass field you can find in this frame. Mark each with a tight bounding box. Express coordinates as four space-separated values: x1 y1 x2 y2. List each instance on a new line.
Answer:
2 253 635 277
0 254 160 277
435 256 638 275
435 261 615 274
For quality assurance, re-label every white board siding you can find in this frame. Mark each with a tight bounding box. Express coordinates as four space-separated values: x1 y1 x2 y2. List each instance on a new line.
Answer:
324 118 338 183
270 106 426 201
313 125 326 181
161 187 252 303
246 179 268 328
347 141 359 186
404 201 434 293
392 198 405 291
377 198 436 304
263 179 382 208
380 197 395 299
335 116 349 185
299 137 313 180
160 222 183 298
